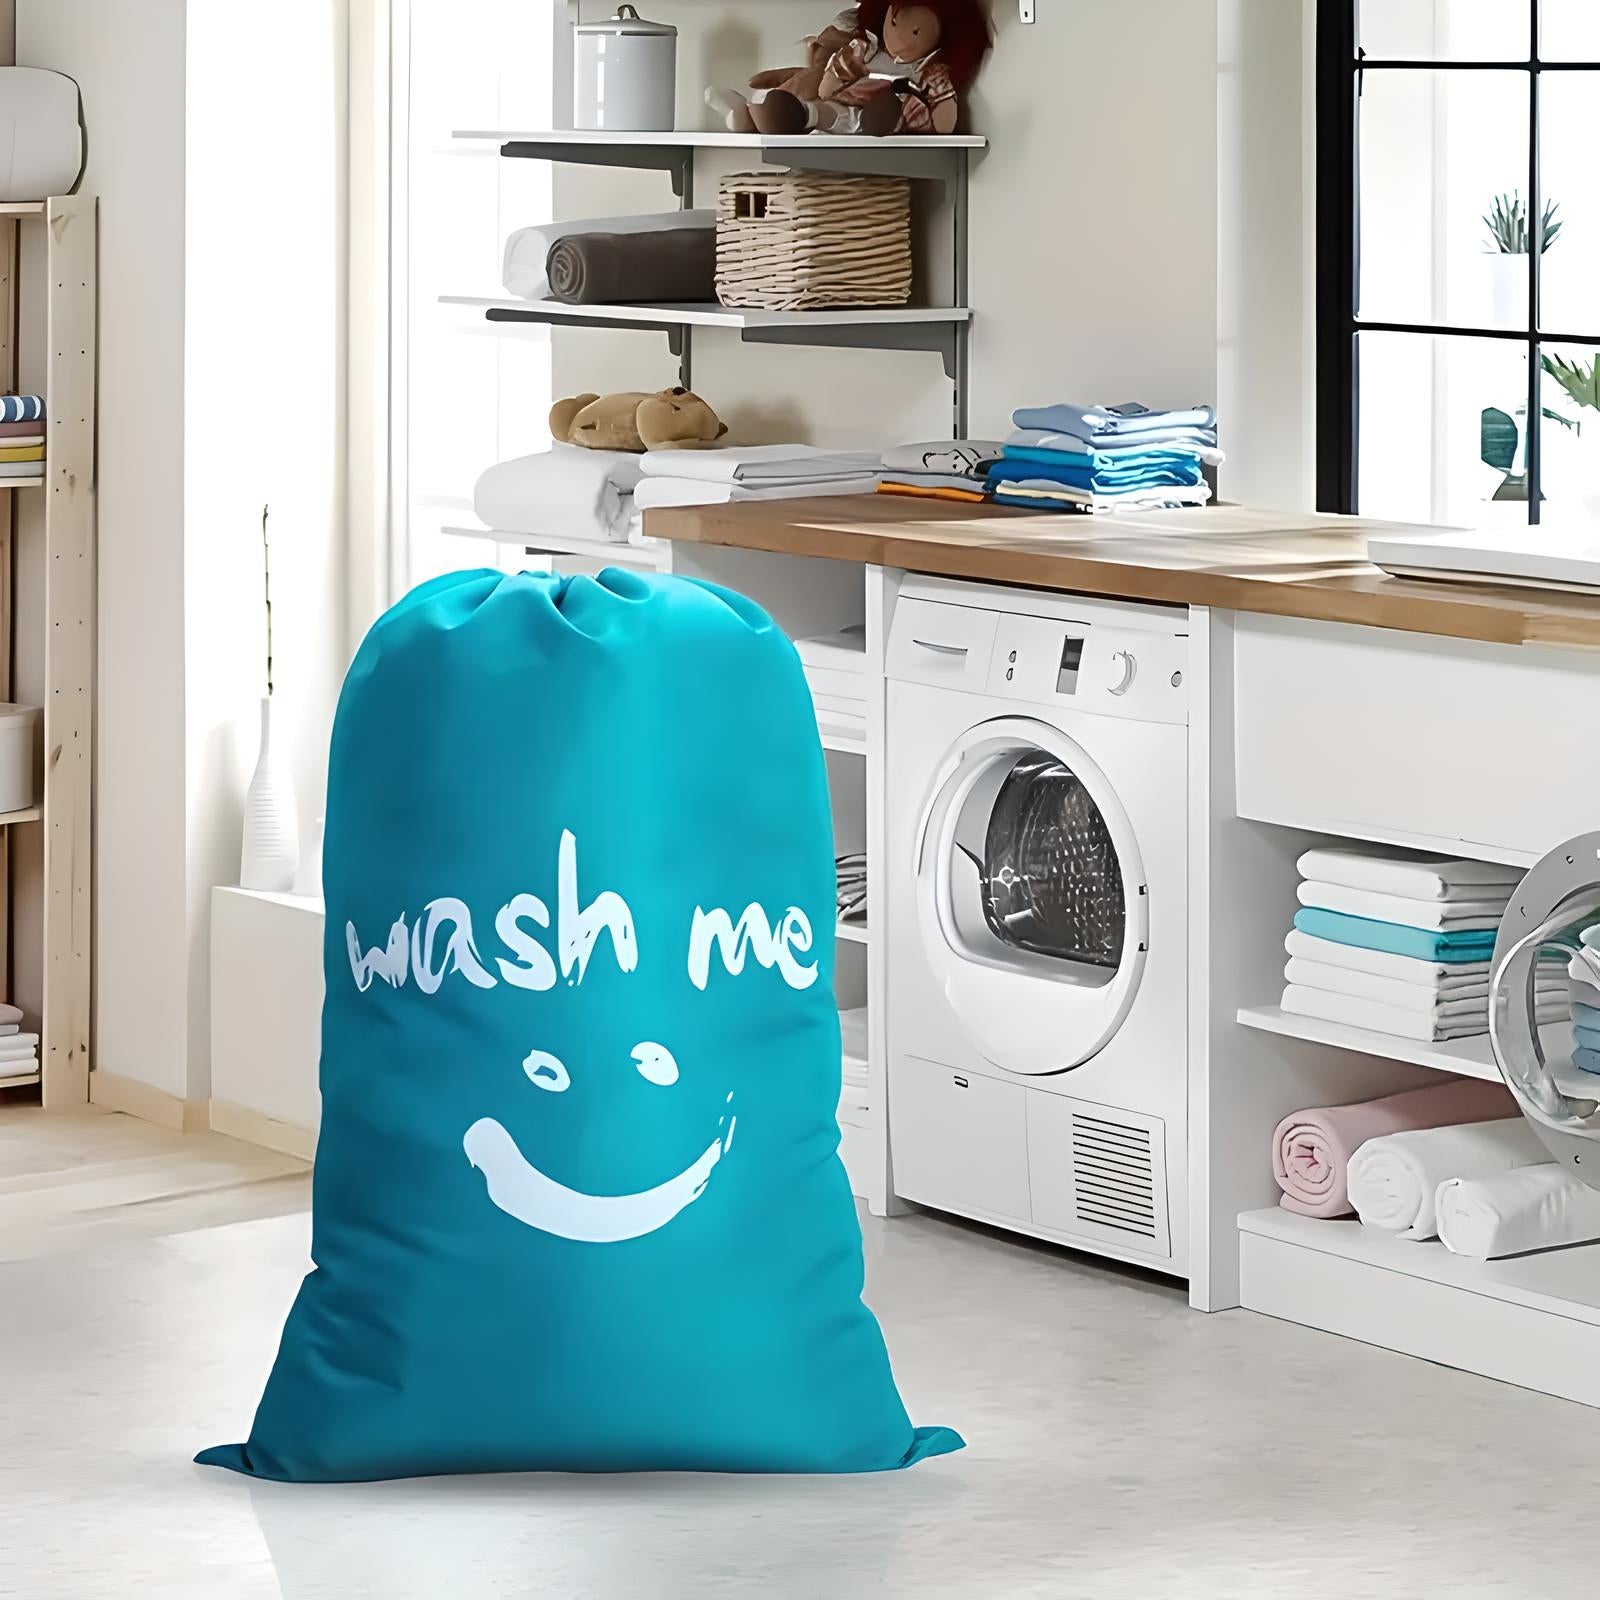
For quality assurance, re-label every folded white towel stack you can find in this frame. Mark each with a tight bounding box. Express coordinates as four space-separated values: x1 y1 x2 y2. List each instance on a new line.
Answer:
0 1024 38 1077
1281 846 1538 1044
1436 1163 1600 1259
633 444 883 510
1348 1117 1550 1240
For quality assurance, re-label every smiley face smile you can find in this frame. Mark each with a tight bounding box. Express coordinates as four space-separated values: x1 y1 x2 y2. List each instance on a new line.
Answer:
463 1042 736 1243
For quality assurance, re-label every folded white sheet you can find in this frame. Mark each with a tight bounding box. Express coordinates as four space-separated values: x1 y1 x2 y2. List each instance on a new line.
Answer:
1436 1163 1600 1258
633 476 879 511
1281 983 1565 1043
1296 845 1522 901
1297 880 1509 931
638 444 882 484
1284 928 1566 986
880 440 1003 476
0 1002 20 1025
1282 957 1560 1012
473 445 642 545
1349 1117 1550 1240
502 210 716 300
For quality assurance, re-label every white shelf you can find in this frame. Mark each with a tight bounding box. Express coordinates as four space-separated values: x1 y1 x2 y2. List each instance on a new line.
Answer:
819 726 868 757
1241 1205 1600 1325
441 525 667 569
0 476 43 489
0 201 45 217
836 919 871 947
454 129 985 151
0 1069 41 1089
0 805 41 828
443 295 972 332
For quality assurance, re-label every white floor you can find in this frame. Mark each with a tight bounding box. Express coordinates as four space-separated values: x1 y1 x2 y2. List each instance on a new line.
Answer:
3 1132 1600 1599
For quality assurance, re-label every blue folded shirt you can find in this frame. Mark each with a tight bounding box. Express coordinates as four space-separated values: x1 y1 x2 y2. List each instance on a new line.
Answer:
997 449 1205 492
1575 1045 1600 1076
1012 401 1218 443
1572 1000 1600 1031
1292 908 1499 963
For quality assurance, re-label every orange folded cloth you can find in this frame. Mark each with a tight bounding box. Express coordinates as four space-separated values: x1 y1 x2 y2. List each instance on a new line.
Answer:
876 481 986 504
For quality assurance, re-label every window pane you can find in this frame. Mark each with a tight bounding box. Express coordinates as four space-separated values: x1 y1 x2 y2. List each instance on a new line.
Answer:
1359 0 1528 60
1541 2 1600 60
1539 343 1600 518
1538 72 1600 335
1357 331 1532 529
1358 70 1530 331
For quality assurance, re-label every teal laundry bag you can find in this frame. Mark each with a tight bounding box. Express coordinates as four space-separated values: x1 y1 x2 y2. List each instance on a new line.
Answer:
197 568 961 1482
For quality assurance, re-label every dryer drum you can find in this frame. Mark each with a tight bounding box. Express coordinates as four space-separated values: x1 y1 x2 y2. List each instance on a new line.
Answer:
978 752 1126 969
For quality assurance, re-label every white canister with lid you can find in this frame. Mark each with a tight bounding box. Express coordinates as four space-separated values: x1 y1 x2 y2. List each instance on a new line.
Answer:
0 703 39 814
573 5 678 132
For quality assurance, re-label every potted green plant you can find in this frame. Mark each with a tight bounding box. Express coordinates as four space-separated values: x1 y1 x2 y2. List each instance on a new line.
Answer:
1482 189 1562 326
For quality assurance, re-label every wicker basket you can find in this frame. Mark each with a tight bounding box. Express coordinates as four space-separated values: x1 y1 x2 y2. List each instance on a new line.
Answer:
715 171 913 311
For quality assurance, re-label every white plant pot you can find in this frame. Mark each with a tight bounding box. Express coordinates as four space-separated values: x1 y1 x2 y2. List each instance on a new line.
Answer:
240 695 299 893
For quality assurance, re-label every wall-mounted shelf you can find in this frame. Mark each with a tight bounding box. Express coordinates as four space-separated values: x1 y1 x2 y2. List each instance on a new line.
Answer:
450 127 977 434
0 477 43 489
0 806 42 829
442 523 667 570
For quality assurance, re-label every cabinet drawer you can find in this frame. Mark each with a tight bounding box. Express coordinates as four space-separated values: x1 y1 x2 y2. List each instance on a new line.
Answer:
886 599 1000 693
1235 616 1600 860
889 1054 1030 1222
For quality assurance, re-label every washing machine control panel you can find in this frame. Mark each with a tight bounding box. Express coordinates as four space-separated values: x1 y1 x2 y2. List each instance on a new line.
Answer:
988 614 1188 724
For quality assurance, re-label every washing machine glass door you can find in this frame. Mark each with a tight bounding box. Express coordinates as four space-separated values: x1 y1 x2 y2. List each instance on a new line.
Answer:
915 716 1149 1075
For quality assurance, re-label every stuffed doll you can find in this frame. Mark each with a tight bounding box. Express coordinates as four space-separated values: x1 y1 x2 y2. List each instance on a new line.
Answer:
551 387 729 454
707 3 992 139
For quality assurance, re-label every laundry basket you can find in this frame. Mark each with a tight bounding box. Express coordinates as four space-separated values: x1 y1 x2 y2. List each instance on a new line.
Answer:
715 171 913 311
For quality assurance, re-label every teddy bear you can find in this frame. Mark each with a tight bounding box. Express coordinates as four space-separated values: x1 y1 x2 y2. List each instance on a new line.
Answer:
550 387 729 454
706 3 991 139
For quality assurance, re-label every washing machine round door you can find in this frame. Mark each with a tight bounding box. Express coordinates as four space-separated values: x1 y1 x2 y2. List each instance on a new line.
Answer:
914 717 1150 1076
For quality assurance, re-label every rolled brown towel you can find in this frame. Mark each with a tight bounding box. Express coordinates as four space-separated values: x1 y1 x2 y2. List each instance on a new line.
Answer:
544 228 718 306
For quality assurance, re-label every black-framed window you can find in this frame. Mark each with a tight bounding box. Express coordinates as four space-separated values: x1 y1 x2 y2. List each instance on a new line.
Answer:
1318 1 1600 527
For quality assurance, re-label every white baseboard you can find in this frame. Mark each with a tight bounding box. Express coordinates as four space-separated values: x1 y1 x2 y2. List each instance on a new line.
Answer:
207 1098 317 1163
88 1070 209 1133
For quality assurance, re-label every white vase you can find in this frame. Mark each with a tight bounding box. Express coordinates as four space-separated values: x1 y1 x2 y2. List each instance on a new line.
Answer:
1485 253 1529 329
240 695 299 892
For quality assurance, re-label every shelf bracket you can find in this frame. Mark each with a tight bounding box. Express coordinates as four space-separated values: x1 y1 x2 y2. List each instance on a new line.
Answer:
499 141 694 199
741 319 960 381
485 305 687 366
761 142 965 192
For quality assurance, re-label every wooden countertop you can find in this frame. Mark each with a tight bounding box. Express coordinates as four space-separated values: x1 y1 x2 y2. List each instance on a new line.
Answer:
645 495 1600 652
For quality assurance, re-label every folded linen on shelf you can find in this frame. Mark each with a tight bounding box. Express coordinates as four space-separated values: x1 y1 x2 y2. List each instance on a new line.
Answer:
0 461 43 478
0 394 44 423
1295 845 1521 901
1272 1076 1517 1218
1282 957 1560 1012
1006 428 1225 466
0 443 44 463
545 227 717 306
1348 1117 1549 1240
1569 954 1600 1003
1281 983 1564 1042
877 480 986 503
638 444 882 484
0 1003 20 1025
990 453 1205 493
473 446 642 546
1292 907 1498 963
1012 401 1217 442
880 440 1003 478
1284 927 1559 985
1575 1046 1600 1074
1436 1163 1600 1258
503 210 716 300
1295 880 1510 931
990 481 1214 514
634 476 879 511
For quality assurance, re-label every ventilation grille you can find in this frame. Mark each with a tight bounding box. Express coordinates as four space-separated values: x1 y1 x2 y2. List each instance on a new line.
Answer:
1069 1111 1158 1242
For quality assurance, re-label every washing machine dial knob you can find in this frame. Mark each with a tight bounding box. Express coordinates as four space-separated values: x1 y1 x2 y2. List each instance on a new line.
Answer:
1108 649 1137 696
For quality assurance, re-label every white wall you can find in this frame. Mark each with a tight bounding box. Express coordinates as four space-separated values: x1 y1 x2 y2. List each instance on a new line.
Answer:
18 0 193 1098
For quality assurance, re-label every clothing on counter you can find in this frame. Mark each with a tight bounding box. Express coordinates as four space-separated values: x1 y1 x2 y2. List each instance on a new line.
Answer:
1347 1118 1550 1240
545 226 717 306
989 453 1205 493
990 482 1214 514
503 210 716 300
1295 845 1522 901
1012 401 1217 441
1002 445 1210 484
1436 1163 1600 1259
1295 880 1511 932
1007 427 1225 466
1282 982 1565 1043
1272 1077 1518 1218
0 394 44 423
880 440 1003 477
876 481 986 503
473 445 643 547
638 444 882 484
634 476 879 511
1291 907 1499 963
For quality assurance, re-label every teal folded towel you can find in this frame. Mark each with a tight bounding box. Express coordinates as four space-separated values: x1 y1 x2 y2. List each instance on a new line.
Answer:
1573 1001 1600 1031
1574 1023 1600 1052
1292 907 1499 963
1575 1046 1600 1075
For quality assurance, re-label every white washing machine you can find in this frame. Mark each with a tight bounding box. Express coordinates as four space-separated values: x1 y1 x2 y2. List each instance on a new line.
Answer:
886 576 1188 1277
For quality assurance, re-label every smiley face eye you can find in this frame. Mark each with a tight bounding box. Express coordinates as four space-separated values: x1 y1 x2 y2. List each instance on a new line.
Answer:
523 1049 570 1092
631 1041 679 1087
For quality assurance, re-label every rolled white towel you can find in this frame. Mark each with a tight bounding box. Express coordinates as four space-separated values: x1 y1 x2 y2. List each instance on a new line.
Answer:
473 446 642 546
1348 1117 1550 1240
1436 1163 1600 1259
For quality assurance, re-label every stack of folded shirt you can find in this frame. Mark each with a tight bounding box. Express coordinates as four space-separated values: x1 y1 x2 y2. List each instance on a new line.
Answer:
876 440 1002 504
1567 928 1600 1075
0 394 45 479
1281 844 1563 1043
633 445 882 511
0 1002 38 1077
987 402 1220 514
473 444 646 548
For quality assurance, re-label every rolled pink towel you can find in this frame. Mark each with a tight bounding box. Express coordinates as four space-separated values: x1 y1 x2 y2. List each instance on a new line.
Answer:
1272 1077 1517 1217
